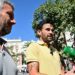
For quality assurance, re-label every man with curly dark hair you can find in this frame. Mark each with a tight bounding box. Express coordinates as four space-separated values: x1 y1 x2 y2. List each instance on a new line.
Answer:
26 13 63 75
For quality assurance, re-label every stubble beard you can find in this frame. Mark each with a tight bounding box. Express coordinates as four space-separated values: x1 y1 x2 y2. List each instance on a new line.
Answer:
46 36 54 45
0 18 11 36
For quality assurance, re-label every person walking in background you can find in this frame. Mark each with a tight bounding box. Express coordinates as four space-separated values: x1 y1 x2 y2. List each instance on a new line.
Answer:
26 14 63 75
0 0 18 75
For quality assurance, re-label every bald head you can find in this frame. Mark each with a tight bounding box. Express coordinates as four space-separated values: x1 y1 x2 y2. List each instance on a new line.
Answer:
0 0 14 11
0 0 15 36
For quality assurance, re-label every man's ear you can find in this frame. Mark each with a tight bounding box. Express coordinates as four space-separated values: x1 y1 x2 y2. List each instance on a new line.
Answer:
36 30 41 36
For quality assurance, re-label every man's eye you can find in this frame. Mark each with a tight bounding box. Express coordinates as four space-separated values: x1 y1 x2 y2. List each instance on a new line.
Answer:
46 28 54 32
6 12 14 19
6 12 10 16
46 28 50 31
52 29 54 32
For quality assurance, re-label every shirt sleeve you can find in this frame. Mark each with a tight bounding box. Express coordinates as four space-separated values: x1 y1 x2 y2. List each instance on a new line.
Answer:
26 43 39 63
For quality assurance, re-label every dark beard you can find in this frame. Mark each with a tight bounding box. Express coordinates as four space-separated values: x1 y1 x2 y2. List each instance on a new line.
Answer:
46 36 54 45
43 38 53 46
0 16 10 36
1 26 11 36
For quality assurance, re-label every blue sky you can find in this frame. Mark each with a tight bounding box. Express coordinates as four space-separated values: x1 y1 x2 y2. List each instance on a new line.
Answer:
4 0 46 41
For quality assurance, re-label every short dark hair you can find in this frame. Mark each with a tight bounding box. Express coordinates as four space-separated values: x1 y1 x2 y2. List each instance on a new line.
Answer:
35 18 54 31
33 18 54 38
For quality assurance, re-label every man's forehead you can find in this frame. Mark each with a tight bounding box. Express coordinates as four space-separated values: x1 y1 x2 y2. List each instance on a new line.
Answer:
43 23 54 28
3 3 13 10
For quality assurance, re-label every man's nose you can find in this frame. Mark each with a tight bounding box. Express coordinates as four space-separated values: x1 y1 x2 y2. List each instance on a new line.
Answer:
10 19 16 25
49 30 53 34
49 30 54 35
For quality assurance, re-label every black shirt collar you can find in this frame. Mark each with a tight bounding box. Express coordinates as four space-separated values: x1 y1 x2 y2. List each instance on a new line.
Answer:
0 38 7 45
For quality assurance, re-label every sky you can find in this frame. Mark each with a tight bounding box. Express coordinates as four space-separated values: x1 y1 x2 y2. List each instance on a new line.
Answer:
4 0 46 41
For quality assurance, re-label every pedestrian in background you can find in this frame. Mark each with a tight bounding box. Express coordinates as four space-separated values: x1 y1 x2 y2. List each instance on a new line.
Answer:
0 0 18 75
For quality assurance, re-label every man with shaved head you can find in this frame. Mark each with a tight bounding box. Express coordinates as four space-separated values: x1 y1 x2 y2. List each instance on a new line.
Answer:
0 0 18 75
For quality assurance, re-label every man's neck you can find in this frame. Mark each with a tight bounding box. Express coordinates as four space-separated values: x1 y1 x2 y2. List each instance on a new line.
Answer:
39 38 50 47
